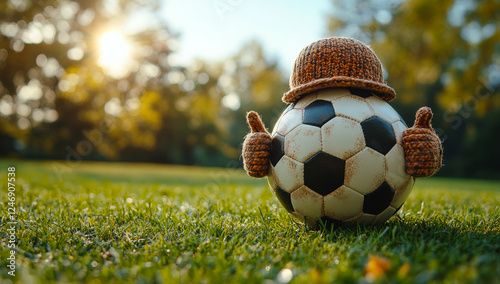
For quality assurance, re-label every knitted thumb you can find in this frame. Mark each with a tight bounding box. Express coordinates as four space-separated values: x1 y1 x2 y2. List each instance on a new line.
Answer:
242 111 272 178
402 107 443 177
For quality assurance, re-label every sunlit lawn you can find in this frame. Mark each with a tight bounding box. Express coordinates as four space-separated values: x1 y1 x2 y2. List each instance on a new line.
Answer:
0 160 499 283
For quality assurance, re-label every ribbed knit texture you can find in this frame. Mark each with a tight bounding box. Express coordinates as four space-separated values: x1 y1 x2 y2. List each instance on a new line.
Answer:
242 111 272 178
282 37 396 104
242 38 443 179
402 107 443 177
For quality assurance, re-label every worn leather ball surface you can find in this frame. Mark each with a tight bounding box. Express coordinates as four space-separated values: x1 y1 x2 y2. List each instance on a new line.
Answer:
267 88 414 227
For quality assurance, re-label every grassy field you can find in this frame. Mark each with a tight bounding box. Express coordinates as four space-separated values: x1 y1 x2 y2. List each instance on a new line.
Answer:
0 160 499 283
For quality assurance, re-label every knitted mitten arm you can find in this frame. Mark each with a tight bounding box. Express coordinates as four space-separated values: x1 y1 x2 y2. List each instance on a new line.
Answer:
242 111 272 178
402 107 443 177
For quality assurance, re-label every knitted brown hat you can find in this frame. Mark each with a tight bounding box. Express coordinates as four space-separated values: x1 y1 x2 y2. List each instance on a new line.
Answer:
282 37 396 104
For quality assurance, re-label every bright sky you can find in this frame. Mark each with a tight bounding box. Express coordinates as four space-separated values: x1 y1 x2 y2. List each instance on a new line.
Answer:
159 0 332 72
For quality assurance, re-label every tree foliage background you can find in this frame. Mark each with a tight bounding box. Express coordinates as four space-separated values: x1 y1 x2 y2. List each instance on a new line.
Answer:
0 0 287 168
0 0 499 178
328 0 500 178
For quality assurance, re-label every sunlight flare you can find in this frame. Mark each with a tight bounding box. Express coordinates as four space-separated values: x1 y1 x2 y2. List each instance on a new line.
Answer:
98 31 133 78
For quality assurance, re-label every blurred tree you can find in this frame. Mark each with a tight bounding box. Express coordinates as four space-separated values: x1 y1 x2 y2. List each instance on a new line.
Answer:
0 0 289 168
216 41 289 165
172 41 289 167
105 40 288 167
0 0 187 161
327 0 500 178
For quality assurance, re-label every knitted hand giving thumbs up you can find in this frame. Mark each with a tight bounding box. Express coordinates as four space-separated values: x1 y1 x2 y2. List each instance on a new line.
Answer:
402 107 443 177
242 111 272 178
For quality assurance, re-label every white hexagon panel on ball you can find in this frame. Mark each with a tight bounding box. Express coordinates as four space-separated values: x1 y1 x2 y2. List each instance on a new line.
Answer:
244 38 443 229
266 87 413 226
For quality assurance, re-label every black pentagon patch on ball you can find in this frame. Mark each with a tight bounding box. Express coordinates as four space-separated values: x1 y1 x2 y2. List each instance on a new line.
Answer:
270 134 285 167
363 181 395 215
275 186 294 213
361 116 397 155
303 100 335 127
348 88 373 98
304 151 345 196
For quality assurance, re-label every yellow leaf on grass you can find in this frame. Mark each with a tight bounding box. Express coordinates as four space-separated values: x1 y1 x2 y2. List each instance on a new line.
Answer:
309 268 321 282
364 255 391 281
398 263 410 277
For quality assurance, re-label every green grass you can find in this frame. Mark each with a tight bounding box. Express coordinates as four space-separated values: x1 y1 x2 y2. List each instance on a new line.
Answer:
0 160 499 284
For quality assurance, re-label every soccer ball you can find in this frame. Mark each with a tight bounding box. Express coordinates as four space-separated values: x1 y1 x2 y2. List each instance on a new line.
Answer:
268 88 414 227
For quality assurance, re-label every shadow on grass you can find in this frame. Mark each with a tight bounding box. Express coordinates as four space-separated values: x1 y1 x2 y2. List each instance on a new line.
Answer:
314 215 500 257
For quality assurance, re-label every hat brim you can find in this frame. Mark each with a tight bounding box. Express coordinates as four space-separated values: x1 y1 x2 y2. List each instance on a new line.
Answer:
282 76 396 104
